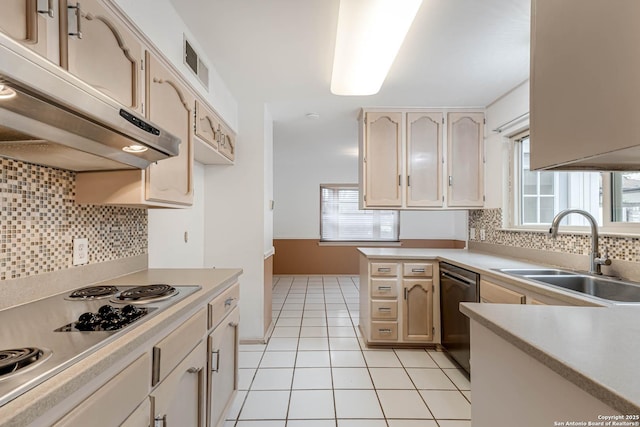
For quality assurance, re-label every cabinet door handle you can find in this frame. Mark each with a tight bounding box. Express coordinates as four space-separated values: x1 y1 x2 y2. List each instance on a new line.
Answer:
67 2 83 39
154 415 167 427
187 367 202 374
229 321 239 327
211 349 220 372
37 0 55 18
377 286 392 291
398 175 401 186
412 268 425 273
448 175 453 186
378 328 392 334
407 175 411 187
224 297 235 307
404 288 408 300
377 307 392 312
377 267 391 273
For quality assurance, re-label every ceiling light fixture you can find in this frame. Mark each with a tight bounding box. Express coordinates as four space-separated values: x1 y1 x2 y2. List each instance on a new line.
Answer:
330 0 423 96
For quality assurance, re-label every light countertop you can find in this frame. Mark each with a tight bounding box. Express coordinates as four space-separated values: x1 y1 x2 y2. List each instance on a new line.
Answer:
461 303 640 414
0 268 242 427
359 247 640 415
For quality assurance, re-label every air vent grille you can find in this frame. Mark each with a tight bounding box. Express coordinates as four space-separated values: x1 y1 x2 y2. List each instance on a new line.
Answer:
184 36 209 90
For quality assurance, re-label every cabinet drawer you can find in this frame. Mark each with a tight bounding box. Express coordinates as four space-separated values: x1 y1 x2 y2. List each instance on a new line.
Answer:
54 353 151 427
480 280 525 304
371 278 398 298
370 321 398 341
403 263 433 277
153 309 207 386
209 282 240 329
371 300 397 320
371 263 398 277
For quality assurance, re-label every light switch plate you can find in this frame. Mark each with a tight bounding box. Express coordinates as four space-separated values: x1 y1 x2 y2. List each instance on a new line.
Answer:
73 238 89 266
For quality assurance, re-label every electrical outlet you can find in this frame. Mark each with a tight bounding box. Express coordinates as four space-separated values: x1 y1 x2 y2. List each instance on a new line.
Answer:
73 238 89 266
480 229 486 241
469 227 476 240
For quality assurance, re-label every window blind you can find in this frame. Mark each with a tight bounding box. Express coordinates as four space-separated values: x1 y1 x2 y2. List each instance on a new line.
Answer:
320 185 399 241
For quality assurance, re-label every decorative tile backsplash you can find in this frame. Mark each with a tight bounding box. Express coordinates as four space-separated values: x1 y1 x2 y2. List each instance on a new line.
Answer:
469 208 640 262
0 159 147 280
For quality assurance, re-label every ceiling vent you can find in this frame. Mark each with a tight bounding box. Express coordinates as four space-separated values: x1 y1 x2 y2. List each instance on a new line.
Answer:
184 36 209 90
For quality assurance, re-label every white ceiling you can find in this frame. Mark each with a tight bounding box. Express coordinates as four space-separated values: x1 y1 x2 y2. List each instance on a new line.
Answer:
170 0 530 136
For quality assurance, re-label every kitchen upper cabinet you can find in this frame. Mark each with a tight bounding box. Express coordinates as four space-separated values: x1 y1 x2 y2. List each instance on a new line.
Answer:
60 0 143 112
151 340 207 427
530 0 640 170
447 112 484 207
359 109 483 210
194 100 235 165
0 0 55 58
76 51 194 207
406 112 443 207
360 111 403 207
402 279 434 341
145 51 193 205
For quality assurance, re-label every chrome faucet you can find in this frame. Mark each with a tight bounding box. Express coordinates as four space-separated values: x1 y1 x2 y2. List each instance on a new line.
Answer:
549 209 611 275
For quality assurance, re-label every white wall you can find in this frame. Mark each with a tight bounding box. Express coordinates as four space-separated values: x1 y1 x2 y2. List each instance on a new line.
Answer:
273 118 467 240
484 80 530 210
148 162 205 268
204 100 272 341
111 0 238 131
264 108 274 255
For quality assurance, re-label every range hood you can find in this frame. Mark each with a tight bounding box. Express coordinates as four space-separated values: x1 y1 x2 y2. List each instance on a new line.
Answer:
0 34 180 171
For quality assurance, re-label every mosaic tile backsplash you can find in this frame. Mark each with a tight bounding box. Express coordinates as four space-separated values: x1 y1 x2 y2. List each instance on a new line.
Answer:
468 209 640 262
0 159 147 280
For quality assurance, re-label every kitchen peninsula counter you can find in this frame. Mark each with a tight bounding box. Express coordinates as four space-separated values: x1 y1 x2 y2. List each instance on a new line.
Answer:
359 247 640 419
0 268 242 427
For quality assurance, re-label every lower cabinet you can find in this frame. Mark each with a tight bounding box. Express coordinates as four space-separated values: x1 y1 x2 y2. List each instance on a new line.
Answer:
53 353 151 427
480 279 525 304
151 340 207 427
360 256 437 345
208 307 239 427
402 279 434 341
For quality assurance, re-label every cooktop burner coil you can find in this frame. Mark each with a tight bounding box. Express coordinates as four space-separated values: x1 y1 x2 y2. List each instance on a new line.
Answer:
0 348 50 377
66 285 119 300
111 284 177 304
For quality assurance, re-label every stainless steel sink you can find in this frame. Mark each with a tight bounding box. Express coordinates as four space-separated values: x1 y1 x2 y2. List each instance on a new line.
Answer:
496 268 640 303
498 268 578 277
528 275 640 303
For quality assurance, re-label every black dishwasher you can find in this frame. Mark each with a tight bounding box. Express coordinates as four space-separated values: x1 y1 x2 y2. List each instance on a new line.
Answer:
439 262 479 374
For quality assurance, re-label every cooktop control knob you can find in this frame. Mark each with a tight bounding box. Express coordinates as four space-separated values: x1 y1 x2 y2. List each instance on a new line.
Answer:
121 304 140 317
76 312 100 331
98 305 116 316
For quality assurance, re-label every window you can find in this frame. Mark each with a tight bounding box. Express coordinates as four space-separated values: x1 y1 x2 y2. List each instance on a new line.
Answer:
320 185 399 241
511 133 640 231
513 133 602 227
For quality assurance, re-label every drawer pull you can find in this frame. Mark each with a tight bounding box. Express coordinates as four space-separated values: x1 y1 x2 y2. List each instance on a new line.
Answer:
377 307 392 312
154 415 167 427
377 267 391 273
224 297 236 307
187 367 202 374
378 328 393 334
377 286 392 291
211 349 220 372
412 268 426 273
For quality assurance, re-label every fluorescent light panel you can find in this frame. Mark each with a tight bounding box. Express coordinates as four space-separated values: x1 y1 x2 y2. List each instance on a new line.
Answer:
331 0 423 96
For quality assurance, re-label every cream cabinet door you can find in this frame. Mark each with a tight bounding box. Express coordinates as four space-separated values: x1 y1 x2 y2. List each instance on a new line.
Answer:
145 51 194 205
208 308 239 427
151 341 206 427
480 279 525 304
218 125 236 161
446 112 484 207
0 0 52 57
195 100 220 151
402 279 434 341
61 0 143 112
363 112 403 207
406 112 443 207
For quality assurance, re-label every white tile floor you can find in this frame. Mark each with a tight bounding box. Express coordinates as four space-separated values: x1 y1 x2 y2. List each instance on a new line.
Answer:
225 276 471 427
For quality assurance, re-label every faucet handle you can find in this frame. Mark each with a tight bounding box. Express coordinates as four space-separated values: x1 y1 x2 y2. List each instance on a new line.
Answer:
595 246 612 266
